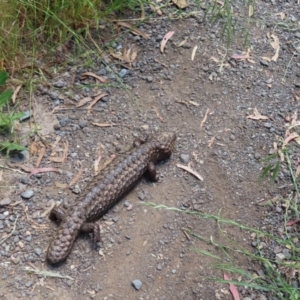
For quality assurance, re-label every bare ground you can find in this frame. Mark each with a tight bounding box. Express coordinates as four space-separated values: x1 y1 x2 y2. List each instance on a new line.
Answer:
0 1 300 299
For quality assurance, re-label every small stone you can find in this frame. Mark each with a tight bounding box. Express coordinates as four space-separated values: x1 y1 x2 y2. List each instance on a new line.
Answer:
119 69 128 78
53 123 61 130
0 198 11 206
34 248 42 256
112 217 119 223
172 269 176 274
258 295 267 300
9 150 29 164
264 123 272 128
273 246 282 254
66 280 73 287
79 120 88 128
124 201 130 207
21 190 34 199
180 154 190 163
146 76 153 83
137 191 146 201
260 60 269 67
0 214 5 220
295 82 300 88
59 118 69 127
254 152 261 160
25 281 33 288
276 206 282 213
101 95 110 102
229 134 235 141
20 177 29 185
11 255 20 265
53 80 67 88
157 264 162 271
275 253 285 261
132 279 142 290
19 111 32 122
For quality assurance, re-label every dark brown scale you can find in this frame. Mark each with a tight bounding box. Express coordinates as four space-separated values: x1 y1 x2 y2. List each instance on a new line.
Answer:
47 132 176 264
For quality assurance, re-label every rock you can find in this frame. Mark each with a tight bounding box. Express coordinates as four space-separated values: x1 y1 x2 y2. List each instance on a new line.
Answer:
20 177 29 184
25 281 33 287
146 76 153 83
53 80 67 88
124 200 130 207
112 217 119 223
180 154 190 163
79 120 88 128
264 123 271 128
0 198 11 206
137 191 146 201
19 111 32 122
254 152 261 160
260 60 269 67
34 248 42 256
0 214 5 220
53 123 61 130
21 190 34 199
275 253 285 261
11 255 20 265
9 150 29 164
157 264 162 270
59 118 69 127
102 95 110 102
132 279 142 290
295 82 300 88
119 69 128 78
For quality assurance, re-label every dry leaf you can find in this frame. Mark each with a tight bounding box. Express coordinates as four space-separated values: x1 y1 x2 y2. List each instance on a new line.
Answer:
231 53 250 60
275 12 286 20
210 56 220 63
283 132 299 148
270 34 280 62
208 136 215 148
12 85 22 105
76 97 92 108
248 4 254 17
29 167 60 176
69 168 83 187
54 182 68 189
191 46 198 61
117 21 149 39
87 93 108 115
172 0 189 9
149 4 163 15
261 56 271 62
177 164 203 181
91 122 117 127
224 273 240 300
177 39 187 47
30 141 39 156
36 146 45 167
247 108 269 120
160 31 175 53
200 108 210 129
81 72 108 83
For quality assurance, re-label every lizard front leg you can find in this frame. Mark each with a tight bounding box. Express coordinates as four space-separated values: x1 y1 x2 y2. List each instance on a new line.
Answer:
148 161 159 182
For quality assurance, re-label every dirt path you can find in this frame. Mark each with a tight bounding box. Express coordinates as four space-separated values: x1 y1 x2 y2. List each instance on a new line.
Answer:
1 1 300 299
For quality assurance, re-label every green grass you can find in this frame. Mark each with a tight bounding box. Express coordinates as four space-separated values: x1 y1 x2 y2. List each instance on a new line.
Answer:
145 202 300 299
0 71 26 155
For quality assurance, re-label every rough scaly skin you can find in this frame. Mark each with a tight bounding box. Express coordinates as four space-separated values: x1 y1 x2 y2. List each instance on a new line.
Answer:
47 132 176 264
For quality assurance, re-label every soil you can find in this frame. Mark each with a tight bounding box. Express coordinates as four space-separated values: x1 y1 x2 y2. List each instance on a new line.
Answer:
1 1 300 299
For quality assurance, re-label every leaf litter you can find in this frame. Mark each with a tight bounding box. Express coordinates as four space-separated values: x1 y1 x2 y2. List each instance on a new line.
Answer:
160 31 175 53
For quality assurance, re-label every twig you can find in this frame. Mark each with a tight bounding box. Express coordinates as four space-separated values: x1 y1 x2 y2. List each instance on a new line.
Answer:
177 164 203 181
0 165 26 174
200 109 210 129
23 267 74 280
0 216 18 245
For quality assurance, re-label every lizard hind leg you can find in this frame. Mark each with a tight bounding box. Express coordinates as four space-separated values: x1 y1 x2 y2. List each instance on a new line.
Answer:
81 222 101 244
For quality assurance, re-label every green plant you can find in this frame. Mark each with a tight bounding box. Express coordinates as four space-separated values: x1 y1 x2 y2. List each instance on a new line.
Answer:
0 71 26 155
145 202 300 300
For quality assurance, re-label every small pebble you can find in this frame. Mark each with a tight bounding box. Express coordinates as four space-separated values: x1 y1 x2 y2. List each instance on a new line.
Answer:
157 264 162 271
34 248 42 256
19 111 31 122
132 279 142 290
53 80 67 88
21 190 34 199
180 154 190 164
0 198 11 206
146 76 153 83
119 69 128 78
